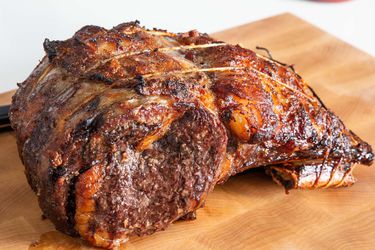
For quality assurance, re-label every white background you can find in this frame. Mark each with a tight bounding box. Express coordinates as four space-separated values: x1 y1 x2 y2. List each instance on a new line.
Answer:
1 0 374 93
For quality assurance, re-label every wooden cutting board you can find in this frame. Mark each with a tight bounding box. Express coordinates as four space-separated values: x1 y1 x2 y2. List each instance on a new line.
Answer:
1 13 374 249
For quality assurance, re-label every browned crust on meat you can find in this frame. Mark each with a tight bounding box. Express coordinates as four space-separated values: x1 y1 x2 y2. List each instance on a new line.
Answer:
266 160 357 192
9 21 373 248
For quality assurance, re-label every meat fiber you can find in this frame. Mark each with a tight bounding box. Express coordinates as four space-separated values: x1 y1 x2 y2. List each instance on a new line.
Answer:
9 22 373 248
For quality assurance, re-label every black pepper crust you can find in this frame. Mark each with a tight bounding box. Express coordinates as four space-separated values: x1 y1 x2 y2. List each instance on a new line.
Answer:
9 21 373 248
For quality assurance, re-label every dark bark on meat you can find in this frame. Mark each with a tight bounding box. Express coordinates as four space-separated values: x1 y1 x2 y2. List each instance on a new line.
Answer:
9 22 373 248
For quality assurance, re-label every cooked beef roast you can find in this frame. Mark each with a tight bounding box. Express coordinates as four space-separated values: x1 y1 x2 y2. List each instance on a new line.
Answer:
10 22 373 248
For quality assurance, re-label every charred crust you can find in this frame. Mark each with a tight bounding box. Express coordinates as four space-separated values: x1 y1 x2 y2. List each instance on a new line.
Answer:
283 179 295 190
89 73 114 84
73 37 87 46
135 77 190 100
134 75 146 95
307 85 328 110
64 107 104 236
221 109 232 122
134 75 144 81
270 168 295 191
353 141 374 165
86 96 101 112
65 165 93 232
72 114 103 140
66 96 101 122
48 166 67 182
152 27 167 32
179 211 197 221
65 174 78 234
73 119 93 139
73 25 107 39
43 38 60 61
113 21 141 31
164 80 189 99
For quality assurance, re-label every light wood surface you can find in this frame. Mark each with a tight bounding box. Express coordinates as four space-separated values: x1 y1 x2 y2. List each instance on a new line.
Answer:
0 13 374 249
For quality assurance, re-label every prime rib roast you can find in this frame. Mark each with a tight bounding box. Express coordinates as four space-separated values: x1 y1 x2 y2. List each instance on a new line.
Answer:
9 21 373 248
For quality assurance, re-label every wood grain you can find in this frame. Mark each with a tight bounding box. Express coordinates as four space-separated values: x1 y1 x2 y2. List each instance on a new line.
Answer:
0 90 13 106
0 13 374 249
